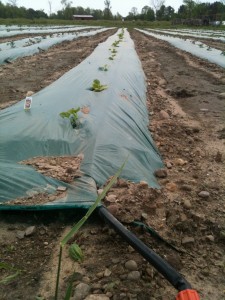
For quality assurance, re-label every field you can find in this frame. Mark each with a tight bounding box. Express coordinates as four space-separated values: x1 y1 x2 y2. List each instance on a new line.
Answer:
0 25 225 300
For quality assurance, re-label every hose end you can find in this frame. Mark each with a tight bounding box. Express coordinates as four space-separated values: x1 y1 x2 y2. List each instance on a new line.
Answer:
176 289 200 300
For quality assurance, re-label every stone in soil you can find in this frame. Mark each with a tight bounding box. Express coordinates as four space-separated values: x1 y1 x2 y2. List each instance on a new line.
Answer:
125 260 138 271
73 282 91 300
85 295 110 300
127 271 141 280
154 168 168 178
183 199 192 208
25 226 36 236
182 237 195 244
198 191 210 198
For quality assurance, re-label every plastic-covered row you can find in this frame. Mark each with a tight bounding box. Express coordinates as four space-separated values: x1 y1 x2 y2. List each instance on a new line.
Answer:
145 28 225 43
136 29 225 68
0 25 102 37
0 28 163 210
0 28 111 65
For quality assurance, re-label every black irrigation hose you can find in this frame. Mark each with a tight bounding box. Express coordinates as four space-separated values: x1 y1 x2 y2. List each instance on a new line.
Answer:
97 205 191 292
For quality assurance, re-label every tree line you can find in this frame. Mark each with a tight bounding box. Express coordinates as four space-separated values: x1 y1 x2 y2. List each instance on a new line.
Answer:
0 0 224 22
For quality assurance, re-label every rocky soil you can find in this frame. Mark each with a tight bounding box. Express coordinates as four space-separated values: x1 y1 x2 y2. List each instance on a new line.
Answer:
0 28 225 300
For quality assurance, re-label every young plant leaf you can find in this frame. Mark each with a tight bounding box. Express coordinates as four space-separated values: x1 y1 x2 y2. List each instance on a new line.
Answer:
64 282 73 300
0 271 21 285
59 107 80 128
69 243 84 262
91 79 108 92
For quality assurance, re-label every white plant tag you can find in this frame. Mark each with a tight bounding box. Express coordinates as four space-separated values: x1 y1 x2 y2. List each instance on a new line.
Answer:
24 97 32 110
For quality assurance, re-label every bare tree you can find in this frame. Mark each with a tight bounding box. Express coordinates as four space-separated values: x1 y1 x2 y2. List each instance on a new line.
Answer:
104 0 111 11
131 7 138 16
151 0 165 13
7 0 18 6
48 0 52 16
61 0 72 9
104 0 112 19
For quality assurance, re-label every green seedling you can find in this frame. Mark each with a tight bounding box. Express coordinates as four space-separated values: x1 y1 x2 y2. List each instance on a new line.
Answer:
111 49 117 54
221 50 225 56
206 46 212 51
7 41 16 48
0 262 22 285
69 243 84 262
108 56 114 60
118 33 124 39
99 64 109 71
90 79 108 92
199 44 204 48
112 41 120 47
59 107 80 128
54 161 126 300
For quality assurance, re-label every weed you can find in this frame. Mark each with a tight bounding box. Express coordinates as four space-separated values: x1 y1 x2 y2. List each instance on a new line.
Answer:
90 79 108 92
54 161 126 300
111 49 117 54
59 107 80 128
0 262 22 285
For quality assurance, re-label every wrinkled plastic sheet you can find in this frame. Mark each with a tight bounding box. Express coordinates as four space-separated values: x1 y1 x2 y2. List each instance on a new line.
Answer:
146 28 225 42
161 28 225 38
0 25 82 31
0 28 111 65
0 25 102 37
0 28 163 210
137 29 225 68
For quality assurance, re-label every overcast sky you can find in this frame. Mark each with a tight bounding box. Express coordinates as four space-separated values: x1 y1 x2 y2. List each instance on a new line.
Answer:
3 0 217 16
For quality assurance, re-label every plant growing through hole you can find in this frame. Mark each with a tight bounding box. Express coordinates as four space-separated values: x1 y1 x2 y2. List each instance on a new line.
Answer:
59 107 80 128
54 161 126 300
221 50 225 56
90 79 108 92
206 46 212 51
111 49 117 54
198 43 204 48
112 41 120 47
98 64 109 71
108 56 114 60
7 41 16 48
